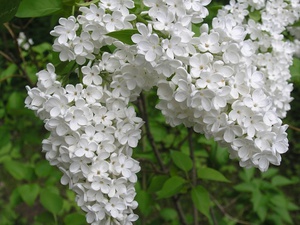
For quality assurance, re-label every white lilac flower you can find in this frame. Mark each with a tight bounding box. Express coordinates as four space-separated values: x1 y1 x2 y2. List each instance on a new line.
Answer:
137 33 163 62
50 16 79 44
189 53 213 78
52 39 76 62
37 63 57 88
153 11 175 32
82 65 102 86
131 23 152 44
163 36 186 59
98 52 121 73
44 95 69 118
103 11 125 32
65 108 88 131
65 84 84 102
79 4 105 23
194 32 221 54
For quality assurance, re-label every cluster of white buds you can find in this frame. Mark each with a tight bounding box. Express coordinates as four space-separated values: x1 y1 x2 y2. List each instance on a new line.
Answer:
25 0 299 224
17 32 34 50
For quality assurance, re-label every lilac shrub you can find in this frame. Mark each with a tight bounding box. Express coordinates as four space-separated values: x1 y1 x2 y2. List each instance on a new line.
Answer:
25 0 300 224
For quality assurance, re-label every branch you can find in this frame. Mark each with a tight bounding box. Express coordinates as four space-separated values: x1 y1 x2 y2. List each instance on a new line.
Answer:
174 195 189 225
3 23 34 87
137 93 188 225
210 208 218 225
188 128 199 225
211 196 253 225
289 124 300 132
137 93 167 173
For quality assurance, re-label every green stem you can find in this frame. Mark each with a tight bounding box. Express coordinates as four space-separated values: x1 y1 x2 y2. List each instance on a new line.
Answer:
53 213 58 225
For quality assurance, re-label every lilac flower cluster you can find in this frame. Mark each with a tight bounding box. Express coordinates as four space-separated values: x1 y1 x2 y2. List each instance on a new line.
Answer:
25 62 144 224
25 0 299 224
141 0 299 172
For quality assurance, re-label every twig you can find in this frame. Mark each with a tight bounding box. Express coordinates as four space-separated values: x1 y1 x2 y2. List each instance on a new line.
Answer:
138 93 167 173
289 124 300 132
224 197 239 209
136 158 163 174
3 23 34 87
137 93 188 225
174 196 188 225
210 208 218 225
188 128 199 225
175 131 189 150
4 23 25 63
0 50 14 62
211 196 253 225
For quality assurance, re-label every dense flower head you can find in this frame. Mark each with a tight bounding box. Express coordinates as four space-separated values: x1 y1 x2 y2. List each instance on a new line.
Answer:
148 0 298 172
26 63 143 224
25 0 299 224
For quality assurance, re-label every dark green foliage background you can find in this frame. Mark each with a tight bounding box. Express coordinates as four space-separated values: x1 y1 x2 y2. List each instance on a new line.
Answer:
0 0 299 224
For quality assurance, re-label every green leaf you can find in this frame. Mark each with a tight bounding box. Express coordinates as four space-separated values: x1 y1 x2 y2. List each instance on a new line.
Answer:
160 208 178 221
3 160 34 180
156 176 186 199
274 206 293 224
197 167 230 182
271 175 295 186
0 64 18 83
6 92 24 113
290 57 300 83
261 168 278 179
35 160 53 178
191 185 211 218
0 126 10 149
0 108 5 119
287 202 300 211
64 213 86 225
55 59 76 74
35 211 56 224
192 23 201 37
239 167 255 182
0 155 11 163
16 0 63 18
32 42 52 54
210 144 229 166
136 190 152 216
256 204 267 221
9 188 22 207
270 194 288 208
62 0 76 6
291 20 300 27
40 188 63 214
106 29 138 45
148 175 169 193
249 10 261 22
18 183 39 206
251 188 263 211
0 0 21 23
149 121 168 142
134 152 156 162
0 140 12 157
170 150 193 172
234 182 255 192
291 19 300 27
